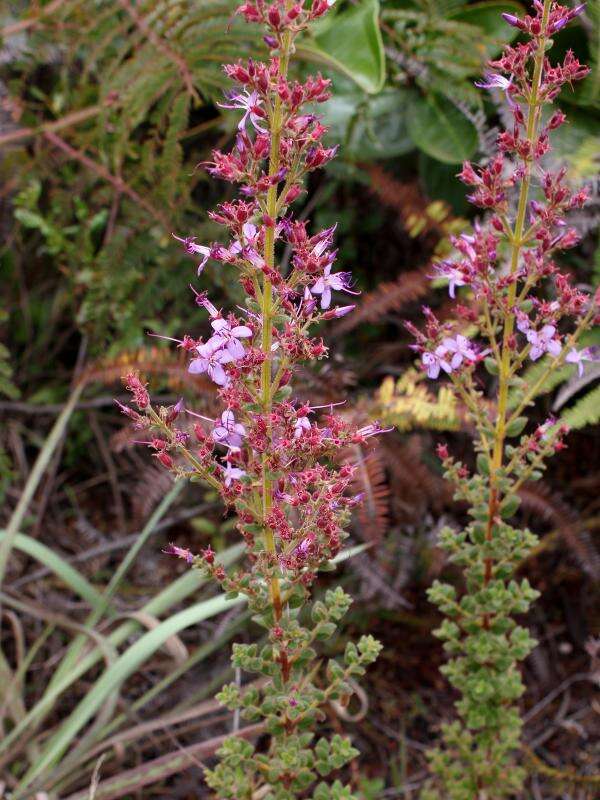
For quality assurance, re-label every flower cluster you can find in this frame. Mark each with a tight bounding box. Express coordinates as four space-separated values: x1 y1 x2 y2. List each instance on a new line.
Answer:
118 2 382 798
414 3 598 799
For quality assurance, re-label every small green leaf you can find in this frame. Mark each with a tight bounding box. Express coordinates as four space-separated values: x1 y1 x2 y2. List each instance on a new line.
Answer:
500 494 521 519
476 454 490 476
505 416 527 437
484 357 500 376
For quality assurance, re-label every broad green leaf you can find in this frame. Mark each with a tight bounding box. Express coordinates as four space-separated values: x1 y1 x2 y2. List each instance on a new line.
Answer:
419 152 471 214
407 91 478 164
551 109 600 181
449 2 524 55
299 0 385 94
321 86 413 160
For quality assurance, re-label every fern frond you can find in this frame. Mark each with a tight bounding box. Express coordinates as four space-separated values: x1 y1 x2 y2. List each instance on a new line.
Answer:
560 382 600 430
347 443 391 544
333 269 429 335
82 346 214 395
377 370 460 433
519 482 600 580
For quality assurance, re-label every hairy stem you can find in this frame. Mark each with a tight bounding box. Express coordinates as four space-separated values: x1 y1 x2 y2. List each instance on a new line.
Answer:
260 30 293 624
483 0 552 586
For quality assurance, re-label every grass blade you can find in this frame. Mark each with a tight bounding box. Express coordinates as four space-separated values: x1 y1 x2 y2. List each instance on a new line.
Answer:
0 531 104 610
0 382 84 592
13 594 245 795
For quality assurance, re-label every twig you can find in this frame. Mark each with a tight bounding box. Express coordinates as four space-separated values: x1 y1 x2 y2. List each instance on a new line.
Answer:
0 394 180 415
116 0 200 104
0 100 117 148
43 131 169 228
7 502 215 590
0 0 70 38
87 412 127 533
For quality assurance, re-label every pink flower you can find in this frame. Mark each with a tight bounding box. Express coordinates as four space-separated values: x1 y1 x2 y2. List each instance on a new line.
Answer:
422 347 453 380
527 325 561 361
311 264 358 309
294 413 311 438
222 460 246 487
163 543 194 564
188 339 234 385
566 346 598 377
442 334 478 369
433 262 469 298
213 409 246 450
172 234 212 274
218 89 266 132
209 318 253 360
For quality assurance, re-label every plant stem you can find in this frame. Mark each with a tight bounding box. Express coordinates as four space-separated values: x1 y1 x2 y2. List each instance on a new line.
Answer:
483 0 552 586
260 31 293 623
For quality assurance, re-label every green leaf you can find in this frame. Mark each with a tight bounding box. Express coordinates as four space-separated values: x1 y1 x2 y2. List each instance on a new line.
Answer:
299 0 385 94
14 594 245 792
408 91 478 164
322 86 413 160
0 383 84 591
449 2 524 55
505 416 527 437
0 531 104 610
500 494 521 519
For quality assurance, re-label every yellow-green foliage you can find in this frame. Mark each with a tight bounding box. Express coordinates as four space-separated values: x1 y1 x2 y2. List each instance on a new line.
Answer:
378 369 460 432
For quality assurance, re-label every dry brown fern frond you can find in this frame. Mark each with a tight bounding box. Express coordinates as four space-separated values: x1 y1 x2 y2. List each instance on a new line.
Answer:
130 463 175 526
518 482 600 580
81 345 214 396
364 164 447 239
363 164 466 251
347 443 391 545
332 268 429 336
380 435 450 524
293 362 357 405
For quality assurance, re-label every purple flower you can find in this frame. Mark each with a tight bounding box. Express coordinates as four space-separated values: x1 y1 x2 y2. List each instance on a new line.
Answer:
163 543 194 564
433 261 468 298
566 346 598 377
218 89 266 132
422 347 452 380
327 304 355 318
442 334 478 369
475 72 511 91
311 264 358 309
209 318 253 360
527 325 562 361
222 460 246 487
516 311 531 334
213 409 246 450
475 72 516 109
423 335 479 379
188 339 234 385
294 413 311 439
172 234 212 274
355 421 393 439
501 12 521 28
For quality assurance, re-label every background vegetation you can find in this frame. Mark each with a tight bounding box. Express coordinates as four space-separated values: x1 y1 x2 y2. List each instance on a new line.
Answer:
1 0 599 796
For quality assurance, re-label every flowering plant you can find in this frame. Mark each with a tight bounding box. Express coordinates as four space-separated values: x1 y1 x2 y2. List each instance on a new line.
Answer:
119 1 382 797
411 2 597 798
